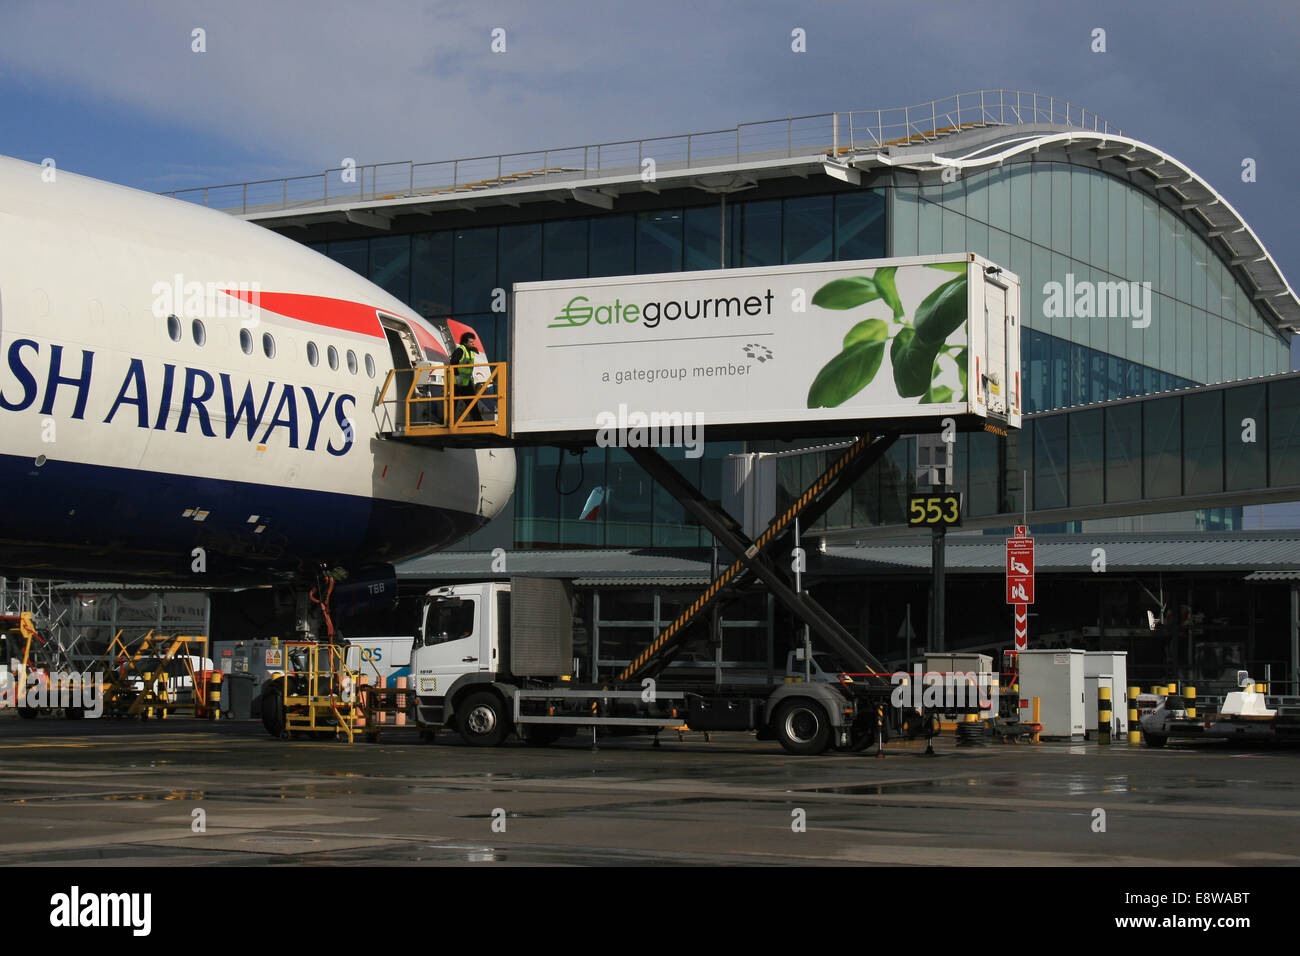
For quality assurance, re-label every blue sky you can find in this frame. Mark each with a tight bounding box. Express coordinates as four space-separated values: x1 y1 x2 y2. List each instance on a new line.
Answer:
3 0 1297 359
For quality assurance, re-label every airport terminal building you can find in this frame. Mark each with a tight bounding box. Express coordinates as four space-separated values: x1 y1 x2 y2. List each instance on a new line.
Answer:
184 91 1300 692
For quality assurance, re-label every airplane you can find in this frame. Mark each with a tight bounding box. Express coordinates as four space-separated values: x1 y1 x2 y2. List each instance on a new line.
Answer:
0 155 516 635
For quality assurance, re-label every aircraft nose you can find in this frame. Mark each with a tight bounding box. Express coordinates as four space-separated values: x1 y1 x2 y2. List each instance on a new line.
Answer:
477 447 517 520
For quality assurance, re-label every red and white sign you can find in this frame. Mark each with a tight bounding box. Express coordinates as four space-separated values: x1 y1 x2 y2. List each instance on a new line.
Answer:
1014 604 1028 649
1005 536 1035 605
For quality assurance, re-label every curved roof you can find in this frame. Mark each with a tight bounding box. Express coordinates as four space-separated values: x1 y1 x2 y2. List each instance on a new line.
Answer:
173 89 1295 336
845 125 1299 335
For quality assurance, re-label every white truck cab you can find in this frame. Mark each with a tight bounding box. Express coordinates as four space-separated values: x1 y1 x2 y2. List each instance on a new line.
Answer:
412 582 510 700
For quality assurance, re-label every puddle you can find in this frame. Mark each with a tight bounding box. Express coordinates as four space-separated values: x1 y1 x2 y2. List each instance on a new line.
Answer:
15 790 206 803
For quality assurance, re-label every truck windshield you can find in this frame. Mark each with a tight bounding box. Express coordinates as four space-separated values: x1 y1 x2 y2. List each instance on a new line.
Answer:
425 599 475 645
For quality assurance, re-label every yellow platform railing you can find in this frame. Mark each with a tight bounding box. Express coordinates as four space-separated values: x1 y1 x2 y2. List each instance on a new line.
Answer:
375 361 508 439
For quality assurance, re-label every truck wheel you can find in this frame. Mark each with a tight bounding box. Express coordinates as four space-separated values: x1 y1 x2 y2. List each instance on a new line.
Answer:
261 682 288 739
773 699 832 755
1143 731 1167 748
457 691 509 747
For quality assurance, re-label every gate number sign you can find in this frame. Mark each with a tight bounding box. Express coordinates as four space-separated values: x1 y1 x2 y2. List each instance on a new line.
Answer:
907 493 962 527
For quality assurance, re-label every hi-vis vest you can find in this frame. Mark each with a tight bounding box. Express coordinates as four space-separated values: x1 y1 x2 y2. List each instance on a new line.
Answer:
452 344 474 386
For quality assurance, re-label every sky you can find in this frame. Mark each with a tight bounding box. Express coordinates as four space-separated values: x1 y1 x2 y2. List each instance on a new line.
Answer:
2 0 1297 355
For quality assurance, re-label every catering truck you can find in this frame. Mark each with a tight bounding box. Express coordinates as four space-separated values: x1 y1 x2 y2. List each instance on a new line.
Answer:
271 253 1025 751
411 578 900 754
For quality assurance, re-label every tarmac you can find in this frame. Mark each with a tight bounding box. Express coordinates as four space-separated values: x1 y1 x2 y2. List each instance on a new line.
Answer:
0 714 1297 866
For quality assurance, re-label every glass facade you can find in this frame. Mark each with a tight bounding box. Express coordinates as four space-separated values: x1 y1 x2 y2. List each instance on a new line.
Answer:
891 161 1289 386
793 374 1300 533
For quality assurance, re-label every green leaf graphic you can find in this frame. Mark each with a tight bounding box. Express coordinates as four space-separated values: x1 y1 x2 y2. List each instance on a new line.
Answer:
913 276 968 344
842 318 888 349
921 384 955 404
925 261 968 273
953 347 968 395
811 276 881 310
891 329 942 398
873 266 904 319
807 339 886 407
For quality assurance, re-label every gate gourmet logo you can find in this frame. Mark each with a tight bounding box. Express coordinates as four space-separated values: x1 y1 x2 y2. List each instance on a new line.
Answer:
549 290 774 332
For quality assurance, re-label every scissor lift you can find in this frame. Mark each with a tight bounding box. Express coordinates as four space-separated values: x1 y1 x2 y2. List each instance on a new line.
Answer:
102 631 208 719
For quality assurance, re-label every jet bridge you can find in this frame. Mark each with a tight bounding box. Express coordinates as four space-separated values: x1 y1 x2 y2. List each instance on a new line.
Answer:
372 254 1022 685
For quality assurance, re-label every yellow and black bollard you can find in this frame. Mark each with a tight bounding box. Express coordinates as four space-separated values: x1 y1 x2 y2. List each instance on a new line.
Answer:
1097 686 1112 744
1128 685 1141 744
207 670 222 720
1185 684 1196 719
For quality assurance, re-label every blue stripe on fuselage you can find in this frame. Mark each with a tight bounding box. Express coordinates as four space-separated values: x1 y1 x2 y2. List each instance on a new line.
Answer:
0 453 484 584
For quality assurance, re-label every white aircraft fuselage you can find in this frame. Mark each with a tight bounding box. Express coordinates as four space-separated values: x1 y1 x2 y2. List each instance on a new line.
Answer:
0 156 515 584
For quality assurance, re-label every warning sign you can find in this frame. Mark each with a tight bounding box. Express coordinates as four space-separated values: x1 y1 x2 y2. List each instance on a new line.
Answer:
1005 536 1035 605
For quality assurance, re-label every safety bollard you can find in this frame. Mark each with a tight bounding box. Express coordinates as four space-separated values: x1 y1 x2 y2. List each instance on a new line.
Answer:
207 670 222 719
1032 696 1041 743
1185 685 1196 719
355 674 368 730
1128 685 1141 744
395 676 408 727
1097 686 1112 744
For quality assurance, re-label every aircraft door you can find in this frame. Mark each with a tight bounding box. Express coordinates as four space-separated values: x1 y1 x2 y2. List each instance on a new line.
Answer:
380 315 431 430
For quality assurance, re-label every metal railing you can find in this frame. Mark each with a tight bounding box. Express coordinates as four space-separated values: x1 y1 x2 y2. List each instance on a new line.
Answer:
375 362 508 439
162 90 1120 215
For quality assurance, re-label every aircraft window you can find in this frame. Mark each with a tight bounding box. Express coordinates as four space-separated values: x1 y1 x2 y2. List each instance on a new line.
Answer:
262 332 276 358
192 319 206 346
347 349 357 374
327 345 339 371
166 315 181 342
239 328 253 355
307 341 319 367
365 354 375 378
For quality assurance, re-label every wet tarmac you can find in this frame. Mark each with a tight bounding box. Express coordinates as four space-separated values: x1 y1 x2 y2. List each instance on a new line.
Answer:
0 714 1297 866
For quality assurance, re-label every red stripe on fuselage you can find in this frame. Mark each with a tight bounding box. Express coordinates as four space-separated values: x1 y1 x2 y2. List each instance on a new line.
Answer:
220 289 451 359
221 290 384 338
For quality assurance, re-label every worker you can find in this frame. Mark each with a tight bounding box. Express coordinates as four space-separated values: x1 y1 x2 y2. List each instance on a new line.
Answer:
450 332 479 422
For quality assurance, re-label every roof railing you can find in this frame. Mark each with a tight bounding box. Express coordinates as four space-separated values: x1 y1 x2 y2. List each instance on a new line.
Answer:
161 90 1120 215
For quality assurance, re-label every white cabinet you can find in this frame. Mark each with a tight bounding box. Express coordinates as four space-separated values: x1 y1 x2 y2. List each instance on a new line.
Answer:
1018 649 1085 740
